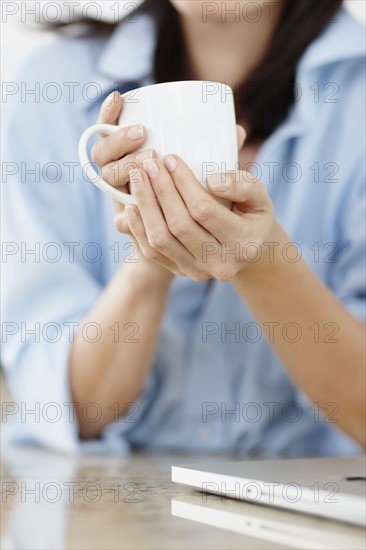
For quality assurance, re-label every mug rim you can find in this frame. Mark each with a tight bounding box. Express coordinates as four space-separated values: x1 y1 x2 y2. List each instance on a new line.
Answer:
121 80 234 97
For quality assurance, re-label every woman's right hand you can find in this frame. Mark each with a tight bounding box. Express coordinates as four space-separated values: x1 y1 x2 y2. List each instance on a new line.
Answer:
91 91 154 232
91 91 176 282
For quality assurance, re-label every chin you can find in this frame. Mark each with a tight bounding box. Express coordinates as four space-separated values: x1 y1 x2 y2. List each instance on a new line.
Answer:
169 0 268 19
169 0 206 17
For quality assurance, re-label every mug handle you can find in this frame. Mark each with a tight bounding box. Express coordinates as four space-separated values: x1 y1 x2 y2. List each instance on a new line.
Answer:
78 124 137 205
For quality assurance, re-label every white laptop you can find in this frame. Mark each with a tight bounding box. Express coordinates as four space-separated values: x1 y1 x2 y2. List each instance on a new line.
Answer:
171 456 366 526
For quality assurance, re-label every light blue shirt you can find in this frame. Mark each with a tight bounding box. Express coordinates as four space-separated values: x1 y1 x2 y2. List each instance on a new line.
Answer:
2 9 365 455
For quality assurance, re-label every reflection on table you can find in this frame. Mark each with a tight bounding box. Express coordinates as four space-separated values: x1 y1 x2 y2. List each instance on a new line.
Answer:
1 444 364 550
171 492 366 550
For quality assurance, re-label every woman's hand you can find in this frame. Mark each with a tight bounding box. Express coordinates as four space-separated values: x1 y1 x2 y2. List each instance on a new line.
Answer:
121 150 275 283
92 91 176 281
91 91 154 229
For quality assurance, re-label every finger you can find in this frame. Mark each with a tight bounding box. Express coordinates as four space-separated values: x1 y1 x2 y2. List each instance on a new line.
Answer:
142 158 218 259
236 124 246 151
164 155 268 248
98 92 122 124
114 211 130 234
102 149 157 189
91 123 147 167
124 205 181 274
164 154 236 243
207 170 270 211
111 149 157 220
112 198 124 216
97 92 123 137
204 171 272 244
130 169 202 274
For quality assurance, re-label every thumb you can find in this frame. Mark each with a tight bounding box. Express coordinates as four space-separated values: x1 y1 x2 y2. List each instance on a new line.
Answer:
236 124 246 151
97 91 123 138
207 170 269 210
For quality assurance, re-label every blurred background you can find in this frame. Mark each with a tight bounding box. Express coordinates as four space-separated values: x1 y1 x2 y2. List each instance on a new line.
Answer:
2 1 365 78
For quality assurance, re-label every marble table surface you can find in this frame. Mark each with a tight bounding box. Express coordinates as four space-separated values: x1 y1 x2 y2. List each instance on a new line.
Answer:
1 446 365 550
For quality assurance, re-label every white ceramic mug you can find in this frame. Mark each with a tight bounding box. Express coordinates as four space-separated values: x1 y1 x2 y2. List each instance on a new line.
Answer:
78 81 238 205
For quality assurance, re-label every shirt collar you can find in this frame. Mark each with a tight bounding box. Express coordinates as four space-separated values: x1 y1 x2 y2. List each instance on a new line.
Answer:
84 7 364 125
96 12 155 82
82 12 156 110
262 7 365 153
297 7 365 77
92 7 364 80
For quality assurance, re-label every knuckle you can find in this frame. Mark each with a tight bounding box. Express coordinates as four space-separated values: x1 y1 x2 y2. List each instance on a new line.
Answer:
187 269 209 283
143 246 159 261
168 218 191 239
213 266 236 283
147 232 170 251
91 142 102 165
100 165 114 185
196 272 210 283
102 162 128 187
151 181 167 199
190 200 214 223
114 213 128 233
122 156 138 173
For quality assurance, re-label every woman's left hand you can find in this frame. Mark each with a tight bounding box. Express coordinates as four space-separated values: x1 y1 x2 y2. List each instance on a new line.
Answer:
121 153 275 282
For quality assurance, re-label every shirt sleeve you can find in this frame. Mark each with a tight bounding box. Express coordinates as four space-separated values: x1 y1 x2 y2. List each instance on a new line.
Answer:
1 44 130 454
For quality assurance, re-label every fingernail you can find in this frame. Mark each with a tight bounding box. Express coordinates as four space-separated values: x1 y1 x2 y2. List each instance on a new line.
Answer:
127 124 144 141
129 169 145 192
135 149 157 165
207 173 230 192
164 155 177 172
143 159 159 179
125 205 137 222
103 92 117 109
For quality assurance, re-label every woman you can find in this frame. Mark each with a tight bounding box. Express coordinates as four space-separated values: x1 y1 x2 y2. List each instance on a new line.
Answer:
3 0 365 455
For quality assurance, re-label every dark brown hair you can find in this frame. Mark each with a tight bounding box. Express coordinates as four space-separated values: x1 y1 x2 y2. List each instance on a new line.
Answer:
54 0 344 142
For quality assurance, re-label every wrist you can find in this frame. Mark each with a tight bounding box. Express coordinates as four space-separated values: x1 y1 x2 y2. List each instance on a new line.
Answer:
233 221 292 286
122 260 175 292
